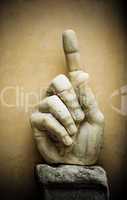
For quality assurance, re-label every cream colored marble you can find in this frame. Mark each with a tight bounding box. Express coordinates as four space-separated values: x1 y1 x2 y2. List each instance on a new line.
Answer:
0 2 125 196
30 30 104 165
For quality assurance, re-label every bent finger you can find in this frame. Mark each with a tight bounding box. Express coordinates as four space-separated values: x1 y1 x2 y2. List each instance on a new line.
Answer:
30 112 73 146
47 76 85 123
38 95 78 136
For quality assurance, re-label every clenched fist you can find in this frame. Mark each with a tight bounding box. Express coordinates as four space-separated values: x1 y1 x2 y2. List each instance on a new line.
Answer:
30 30 104 165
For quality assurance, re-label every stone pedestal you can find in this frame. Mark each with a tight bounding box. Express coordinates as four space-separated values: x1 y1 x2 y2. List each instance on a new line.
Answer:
36 164 109 200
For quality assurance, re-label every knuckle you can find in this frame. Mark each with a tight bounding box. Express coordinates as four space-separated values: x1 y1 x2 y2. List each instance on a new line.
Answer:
39 95 58 111
48 95 59 102
45 95 59 106
69 70 90 87
51 74 72 93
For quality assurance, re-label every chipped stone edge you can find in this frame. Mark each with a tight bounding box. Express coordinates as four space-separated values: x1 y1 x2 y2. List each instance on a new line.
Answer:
36 164 109 199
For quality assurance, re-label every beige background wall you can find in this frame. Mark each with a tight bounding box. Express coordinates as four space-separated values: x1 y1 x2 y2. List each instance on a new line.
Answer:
0 0 126 199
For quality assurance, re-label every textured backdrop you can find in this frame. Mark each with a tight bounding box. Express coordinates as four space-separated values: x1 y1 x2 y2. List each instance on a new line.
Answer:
0 0 126 199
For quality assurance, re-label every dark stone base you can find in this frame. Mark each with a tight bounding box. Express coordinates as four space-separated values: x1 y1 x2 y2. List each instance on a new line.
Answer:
36 164 109 200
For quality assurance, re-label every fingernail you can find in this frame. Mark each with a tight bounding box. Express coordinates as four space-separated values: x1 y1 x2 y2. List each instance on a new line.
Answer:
62 135 73 146
68 124 77 136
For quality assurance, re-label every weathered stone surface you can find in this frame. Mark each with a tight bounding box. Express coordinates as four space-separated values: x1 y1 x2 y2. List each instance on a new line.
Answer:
36 164 109 200
36 164 107 185
30 30 105 165
62 29 79 53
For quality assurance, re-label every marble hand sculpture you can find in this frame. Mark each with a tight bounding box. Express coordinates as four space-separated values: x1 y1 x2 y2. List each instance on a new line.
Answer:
30 30 104 165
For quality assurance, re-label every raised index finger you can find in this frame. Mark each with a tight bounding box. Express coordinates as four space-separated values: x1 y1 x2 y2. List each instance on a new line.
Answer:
63 30 104 126
62 29 81 72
